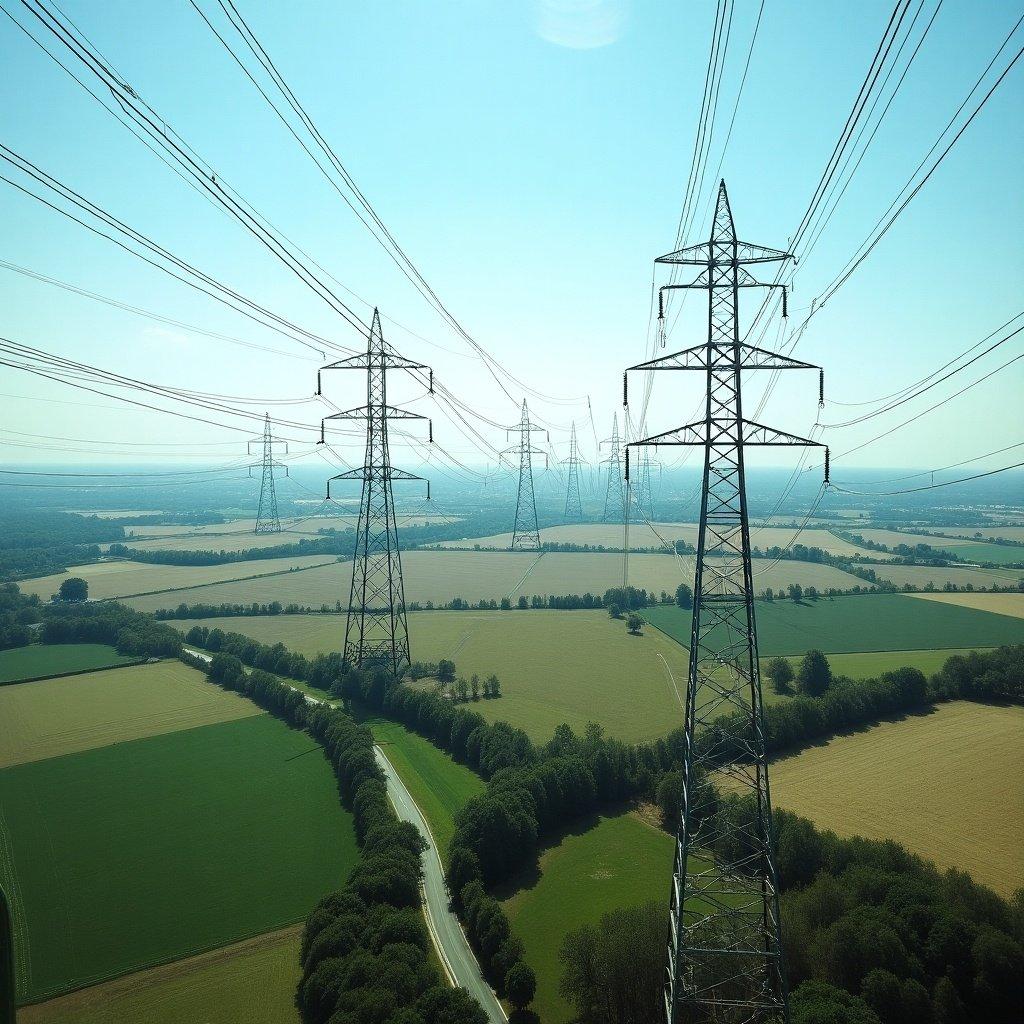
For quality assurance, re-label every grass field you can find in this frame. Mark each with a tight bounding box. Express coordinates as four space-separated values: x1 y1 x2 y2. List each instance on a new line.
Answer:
643 593 1024 656
500 811 674 1024
751 702 1024 895
781 648 988 679
22 927 301 1024
919 525 1024 543
856 561 1023 590
0 644 137 684
359 712 484 863
0 660 262 769
170 611 699 743
435 523 876 559
18 555 339 602
908 592 1024 619
0 713 359 1003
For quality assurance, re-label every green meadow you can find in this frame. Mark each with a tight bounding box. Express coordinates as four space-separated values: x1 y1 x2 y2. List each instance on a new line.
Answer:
0 644 138 684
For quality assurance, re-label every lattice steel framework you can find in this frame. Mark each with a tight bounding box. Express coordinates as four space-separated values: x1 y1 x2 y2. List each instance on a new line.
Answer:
318 309 431 676
249 412 288 534
502 400 546 550
633 445 654 521
626 182 825 1024
562 421 585 522
600 413 626 523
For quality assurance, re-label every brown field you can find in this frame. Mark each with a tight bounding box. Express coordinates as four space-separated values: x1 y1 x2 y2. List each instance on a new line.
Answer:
123 550 867 613
753 702 1024 896
0 661 261 768
17 556 338 602
908 592 1024 620
434 523 875 558
855 562 1022 590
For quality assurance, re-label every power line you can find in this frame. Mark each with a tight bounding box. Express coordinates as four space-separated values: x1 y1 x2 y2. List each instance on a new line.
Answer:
831 459 1024 496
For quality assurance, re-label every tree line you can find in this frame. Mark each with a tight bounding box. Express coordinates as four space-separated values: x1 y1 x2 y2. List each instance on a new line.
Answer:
0 510 124 582
40 601 184 658
112 539 351 566
185 650 489 1024
0 584 42 650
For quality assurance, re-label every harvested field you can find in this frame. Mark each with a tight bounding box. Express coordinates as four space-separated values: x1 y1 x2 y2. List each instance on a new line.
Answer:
0 660 261 768
17 556 338 603
856 561 1022 590
908 592 1024 619
850 528 1024 564
0 714 358 1002
21 927 301 1024
753 702 1024 895
0 643 137 684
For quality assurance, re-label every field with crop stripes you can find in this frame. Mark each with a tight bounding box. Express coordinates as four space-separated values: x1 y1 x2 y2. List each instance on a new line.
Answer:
0 644 138 684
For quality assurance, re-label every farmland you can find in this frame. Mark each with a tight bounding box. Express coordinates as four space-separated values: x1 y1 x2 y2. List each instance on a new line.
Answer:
123 549 867 613
0 713 359 1002
918 525 1024 542
22 927 301 1024
909 591 1024 618
754 701 1024 895
643 593 1024 656
780 647 988 680
849 527 1024 564
0 660 261 768
17 555 339 602
856 561 1023 590
500 811 674 1024
170 611 699 743
359 712 484 862
434 523 877 559
0 643 137 684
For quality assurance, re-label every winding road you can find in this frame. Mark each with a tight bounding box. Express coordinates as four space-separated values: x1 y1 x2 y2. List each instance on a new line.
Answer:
374 745 507 1024
183 649 504 1021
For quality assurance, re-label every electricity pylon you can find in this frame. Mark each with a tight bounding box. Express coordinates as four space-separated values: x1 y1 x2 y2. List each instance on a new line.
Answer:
249 412 288 534
600 413 626 523
562 421 586 521
625 182 826 1024
502 400 546 550
632 444 654 521
318 309 431 676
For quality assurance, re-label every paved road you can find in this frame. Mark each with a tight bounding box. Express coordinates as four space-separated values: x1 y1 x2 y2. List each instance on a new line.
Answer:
184 649 503 1020
374 746 507 1024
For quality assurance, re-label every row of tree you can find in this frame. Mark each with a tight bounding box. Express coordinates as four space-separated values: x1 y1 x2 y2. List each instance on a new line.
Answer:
0 584 42 650
112 538 350 565
189 651 489 1024
41 601 183 658
0 510 125 582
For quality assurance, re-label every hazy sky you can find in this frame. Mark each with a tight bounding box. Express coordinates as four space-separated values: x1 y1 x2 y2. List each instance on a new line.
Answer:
0 0 1021 490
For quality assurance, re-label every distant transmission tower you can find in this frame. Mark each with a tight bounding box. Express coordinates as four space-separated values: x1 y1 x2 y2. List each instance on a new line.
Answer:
600 413 626 523
562 421 585 522
503 400 546 550
632 444 654 522
626 182 826 1024
249 413 288 534
318 309 431 676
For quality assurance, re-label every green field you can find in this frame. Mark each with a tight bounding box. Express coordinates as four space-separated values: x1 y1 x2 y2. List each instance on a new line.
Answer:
782 648 988 680
23 927 301 1024
743 702 1024 896
500 812 674 1024
0 660 262 769
644 593 1024 656
360 712 484 863
0 714 359 1003
851 528 1024 564
0 644 138 684
170 611 700 743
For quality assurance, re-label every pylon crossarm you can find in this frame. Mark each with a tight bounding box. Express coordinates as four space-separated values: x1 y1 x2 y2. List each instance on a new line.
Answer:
741 420 822 447
628 422 707 447
324 404 425 421
319 352 428 372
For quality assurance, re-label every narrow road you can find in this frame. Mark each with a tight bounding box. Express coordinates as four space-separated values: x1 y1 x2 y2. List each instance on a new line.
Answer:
374 746 507 1024
184 648 504 1021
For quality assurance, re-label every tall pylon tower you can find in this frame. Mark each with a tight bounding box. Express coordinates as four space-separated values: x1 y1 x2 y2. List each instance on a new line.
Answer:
249 413 288 534
562 421 585 522
503 400 546 550
600 413 626 523
626 182 826 1024
318 310 431 676
632 444 654 522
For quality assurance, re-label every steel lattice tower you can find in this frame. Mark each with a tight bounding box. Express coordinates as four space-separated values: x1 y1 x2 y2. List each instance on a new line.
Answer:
562 421 585 522
503 400 545 550
318 309 431 676
600 413 626 523
626 182 825 1024
632 444 654 521
250 412 288 534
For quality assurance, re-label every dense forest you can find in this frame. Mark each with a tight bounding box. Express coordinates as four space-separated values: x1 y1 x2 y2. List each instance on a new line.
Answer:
0 510 124 581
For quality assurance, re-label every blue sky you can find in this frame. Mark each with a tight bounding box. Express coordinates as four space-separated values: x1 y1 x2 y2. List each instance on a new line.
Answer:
0 0 1021 484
